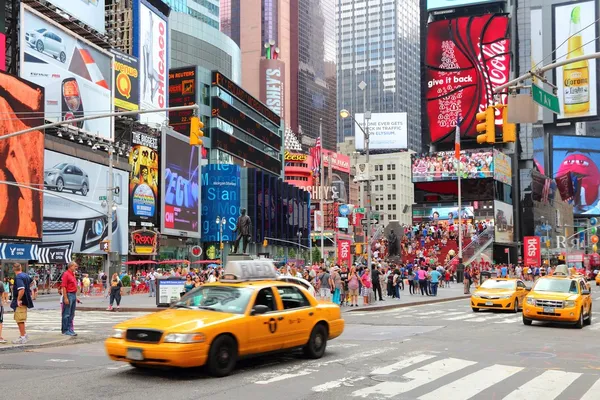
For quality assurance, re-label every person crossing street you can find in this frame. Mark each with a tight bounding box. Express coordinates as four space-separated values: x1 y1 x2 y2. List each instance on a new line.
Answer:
60 261 79 337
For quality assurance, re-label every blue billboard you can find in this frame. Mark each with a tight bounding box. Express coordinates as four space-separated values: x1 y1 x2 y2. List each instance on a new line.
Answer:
201 164 241 242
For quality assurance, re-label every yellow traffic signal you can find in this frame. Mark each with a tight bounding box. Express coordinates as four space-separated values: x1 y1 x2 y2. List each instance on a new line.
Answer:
355 243 362 255
476 106 496 144
501 105 516 143
190 116 204 146
263 239 268 247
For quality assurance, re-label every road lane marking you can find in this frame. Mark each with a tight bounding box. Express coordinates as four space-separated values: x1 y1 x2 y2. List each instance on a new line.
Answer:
580 377 600 400
370 353 437 375
502 370 580 400
351 358 476 398
46 359 73 362
256 370 315 384
312 377 366 392
418 364 523 400
445 314 479 321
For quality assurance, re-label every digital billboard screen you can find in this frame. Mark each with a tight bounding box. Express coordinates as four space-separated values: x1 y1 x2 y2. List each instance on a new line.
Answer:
413 206 474 223
553 1 598 120
129 131 159 227
201 164 241 242
552 134 600 215
20 5 114 141
169 67 196 135
0 73 44 240
427 0 505 12
43 150 129 254
494 200 514 243
425 14 510 143
111 48 140 113
412 150 493 183
354 112 407 150
46 0 106 33
135 0 168 127
161 129 201 237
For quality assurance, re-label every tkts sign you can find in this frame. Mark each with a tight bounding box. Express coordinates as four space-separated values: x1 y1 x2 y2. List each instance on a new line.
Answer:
523 236 541 267
130 229 158 255
337 239 352 267
425 14 510 143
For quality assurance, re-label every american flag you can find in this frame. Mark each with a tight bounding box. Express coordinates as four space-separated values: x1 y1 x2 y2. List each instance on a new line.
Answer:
310 136 322 176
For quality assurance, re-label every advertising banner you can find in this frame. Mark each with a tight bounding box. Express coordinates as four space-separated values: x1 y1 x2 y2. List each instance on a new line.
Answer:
130 229 158 255
20 5 113 141
530 9 544 122
200 164 241 242
161 129 200 238
110 48 140 112
0 73 45 241
523 236 541 267
337 239 352 268
46 0 106 33
554 1 598 120
494 200 513 243
493 149 512 185
0 243 39 260
425 14 510 143
412 150 493 182
427 0 505 11
354 113 407 150
322 149 351 173
259 58 285 120
552 134 600 215
136 0 168 127
169 67 196 135
129 131 159 227
412 206 474 223
43 150 129 254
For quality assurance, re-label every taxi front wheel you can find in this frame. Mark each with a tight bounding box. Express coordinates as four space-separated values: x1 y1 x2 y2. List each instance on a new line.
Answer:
575 308 584 329
522 316 532 326
207 335 238 377
304 324 328 359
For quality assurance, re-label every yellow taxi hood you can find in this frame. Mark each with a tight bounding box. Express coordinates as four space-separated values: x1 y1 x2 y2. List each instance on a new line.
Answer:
474 288 514 296
114 309 242 332
527 291 574 301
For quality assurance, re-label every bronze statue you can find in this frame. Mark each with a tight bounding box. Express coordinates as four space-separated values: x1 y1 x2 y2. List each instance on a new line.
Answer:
233 208 252 254
387 229 399 256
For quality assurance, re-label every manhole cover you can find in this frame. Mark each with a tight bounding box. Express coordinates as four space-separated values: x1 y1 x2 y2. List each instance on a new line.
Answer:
514 351 556 359
371 375 411 383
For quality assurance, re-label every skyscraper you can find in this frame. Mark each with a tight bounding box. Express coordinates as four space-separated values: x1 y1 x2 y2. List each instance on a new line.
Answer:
337 0 421 152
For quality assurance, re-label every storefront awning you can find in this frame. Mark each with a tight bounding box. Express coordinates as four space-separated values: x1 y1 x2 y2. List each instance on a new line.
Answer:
122 260 158 265
191 260 221 264
158 260 191 265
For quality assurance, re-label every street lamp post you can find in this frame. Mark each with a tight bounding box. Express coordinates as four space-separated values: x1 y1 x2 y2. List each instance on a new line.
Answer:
216 216 226 266
297 230 302 260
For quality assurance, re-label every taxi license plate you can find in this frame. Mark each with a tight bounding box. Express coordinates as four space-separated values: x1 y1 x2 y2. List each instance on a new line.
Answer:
485 302 493 306
126 348 144 361
543 307 555 313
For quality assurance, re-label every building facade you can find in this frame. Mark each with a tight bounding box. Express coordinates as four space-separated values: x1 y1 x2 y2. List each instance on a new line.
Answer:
161 0 220 29
337 0 421 152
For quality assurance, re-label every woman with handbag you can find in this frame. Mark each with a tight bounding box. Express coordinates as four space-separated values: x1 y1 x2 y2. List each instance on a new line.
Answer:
360 268 372 306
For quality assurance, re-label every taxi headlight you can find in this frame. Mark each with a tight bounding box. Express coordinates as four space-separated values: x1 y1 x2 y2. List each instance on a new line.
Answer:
164 333 206 344
564 300 576 308
111 329 125 339
526 298 536 305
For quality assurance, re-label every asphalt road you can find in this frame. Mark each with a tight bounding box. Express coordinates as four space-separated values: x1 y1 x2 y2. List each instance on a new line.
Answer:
3 298 600 400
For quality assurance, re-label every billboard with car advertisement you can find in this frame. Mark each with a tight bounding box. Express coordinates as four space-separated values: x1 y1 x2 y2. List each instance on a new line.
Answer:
129 131 159 227
553 1 598 120
110 48 140 113
552 134 600 215
169 67 196 135
0 73 45 241
42 150 129 254
20 5 114 141
46 0 106 34
425 14 510 143
134 0 168 127
412 150 493 183
427 0 505 12
161 128 201 238
494 200 513 243
354 112 407 150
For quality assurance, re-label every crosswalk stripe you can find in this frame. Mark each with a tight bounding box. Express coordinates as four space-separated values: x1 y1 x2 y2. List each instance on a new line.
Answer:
418 364 523 400
370 354 437 375
352 358 476 398
312 377 366 392
255 370 314 384
445 314 479 321
502 370 580 400
587 323 600 331
580 376 600 400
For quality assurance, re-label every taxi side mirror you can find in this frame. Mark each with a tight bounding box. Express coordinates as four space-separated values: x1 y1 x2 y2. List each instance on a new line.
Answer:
582 290 591 295
251 305 270 315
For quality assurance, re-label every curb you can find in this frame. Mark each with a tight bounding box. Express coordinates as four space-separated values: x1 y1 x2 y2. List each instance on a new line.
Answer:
346 295 470 312
76 306 160 312
0 335 104 353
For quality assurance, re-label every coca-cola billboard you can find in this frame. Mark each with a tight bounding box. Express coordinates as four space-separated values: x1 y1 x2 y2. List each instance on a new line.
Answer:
425 14 511 143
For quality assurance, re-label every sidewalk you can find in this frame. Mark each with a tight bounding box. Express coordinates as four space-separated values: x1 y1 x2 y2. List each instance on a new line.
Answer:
0 330 74 352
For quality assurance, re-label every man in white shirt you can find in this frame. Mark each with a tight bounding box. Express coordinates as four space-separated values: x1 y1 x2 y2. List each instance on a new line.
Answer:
148 268 157 297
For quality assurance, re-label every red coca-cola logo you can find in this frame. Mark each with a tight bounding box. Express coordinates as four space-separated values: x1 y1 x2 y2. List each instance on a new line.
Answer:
425 14 510 143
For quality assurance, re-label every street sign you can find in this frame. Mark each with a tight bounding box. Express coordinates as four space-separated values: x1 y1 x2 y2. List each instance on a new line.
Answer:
99 195 107 201
532 85 560 114
361 219 378 225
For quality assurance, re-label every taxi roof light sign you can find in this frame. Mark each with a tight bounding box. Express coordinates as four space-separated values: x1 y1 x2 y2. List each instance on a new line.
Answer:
554 264 569 276
222 260 278 282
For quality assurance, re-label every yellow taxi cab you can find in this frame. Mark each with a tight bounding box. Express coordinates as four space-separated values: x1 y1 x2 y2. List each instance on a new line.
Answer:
105 260 344 376
471 278 529 313
595 271 600 286
522 265 592 328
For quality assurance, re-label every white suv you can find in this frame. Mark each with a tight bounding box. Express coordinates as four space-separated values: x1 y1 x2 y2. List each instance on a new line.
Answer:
26 28 67 63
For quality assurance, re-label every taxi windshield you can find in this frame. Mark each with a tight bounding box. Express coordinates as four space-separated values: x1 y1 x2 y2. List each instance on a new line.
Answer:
173 286 253 314
480 280 515 290
533 279 578 294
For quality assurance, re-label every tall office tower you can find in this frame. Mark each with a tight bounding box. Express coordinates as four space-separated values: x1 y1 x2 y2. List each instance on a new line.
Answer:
337 0 421 152
161 0 220 29
220 0 338 151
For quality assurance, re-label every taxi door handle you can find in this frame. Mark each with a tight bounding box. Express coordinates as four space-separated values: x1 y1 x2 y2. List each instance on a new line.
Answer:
308 312 314 316
277 316 284 321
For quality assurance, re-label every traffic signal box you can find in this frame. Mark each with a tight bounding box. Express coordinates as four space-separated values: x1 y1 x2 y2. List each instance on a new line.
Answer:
476 105 516 144
189 116 204 146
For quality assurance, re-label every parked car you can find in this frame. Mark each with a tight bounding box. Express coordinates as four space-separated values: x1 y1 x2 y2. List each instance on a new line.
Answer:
44 163 89 196
25 28 67 63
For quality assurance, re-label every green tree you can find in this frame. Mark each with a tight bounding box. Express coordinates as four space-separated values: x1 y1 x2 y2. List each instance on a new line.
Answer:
289 248 296 259
311 247 322 263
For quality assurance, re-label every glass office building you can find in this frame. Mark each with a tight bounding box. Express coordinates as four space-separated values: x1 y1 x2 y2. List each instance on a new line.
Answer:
161 0 220 29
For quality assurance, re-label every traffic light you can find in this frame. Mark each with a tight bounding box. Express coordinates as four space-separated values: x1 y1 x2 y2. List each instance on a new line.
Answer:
501 105 516 143
476 106 496 144
355 243 362 255
189 116 204 146
263 239 268 247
